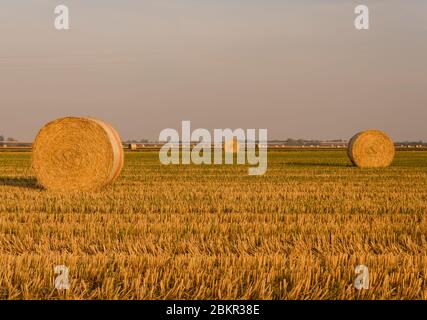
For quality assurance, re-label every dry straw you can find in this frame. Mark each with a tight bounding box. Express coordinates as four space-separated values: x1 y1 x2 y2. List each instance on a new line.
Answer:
224 138 240 153
32 117 124 192
347 130 395 168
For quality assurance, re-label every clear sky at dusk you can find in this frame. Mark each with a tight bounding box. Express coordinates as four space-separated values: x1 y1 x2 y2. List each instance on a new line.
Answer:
0 0 426 141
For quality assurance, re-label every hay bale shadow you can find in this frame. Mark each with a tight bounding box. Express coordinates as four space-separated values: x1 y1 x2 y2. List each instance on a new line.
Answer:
285 162 352 168
0 177 41 190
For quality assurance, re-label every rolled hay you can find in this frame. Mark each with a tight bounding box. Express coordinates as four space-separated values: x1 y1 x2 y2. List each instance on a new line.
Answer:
257 144 268 151
347 130 395 168
223 138 240 153
32 117 124 192
129 143 137 151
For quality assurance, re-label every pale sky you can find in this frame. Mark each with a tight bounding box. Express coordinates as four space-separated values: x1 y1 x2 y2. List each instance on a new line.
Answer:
0 0 426 141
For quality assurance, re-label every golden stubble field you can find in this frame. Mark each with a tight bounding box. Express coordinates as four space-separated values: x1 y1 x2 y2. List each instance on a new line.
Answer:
0 150 426 300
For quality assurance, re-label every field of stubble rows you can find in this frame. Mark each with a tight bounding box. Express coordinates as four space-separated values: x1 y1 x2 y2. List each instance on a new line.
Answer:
0 150 426 299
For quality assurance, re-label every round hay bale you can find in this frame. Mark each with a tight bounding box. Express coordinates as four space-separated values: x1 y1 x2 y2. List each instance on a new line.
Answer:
224 138 240 153
129 143 137 151
32 117 124 192
347 130 395 168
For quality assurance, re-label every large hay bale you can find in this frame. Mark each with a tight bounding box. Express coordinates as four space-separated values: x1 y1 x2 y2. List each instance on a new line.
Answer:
347 130 395 168
32 117 124 191
224 138 240 153
129 143 137 151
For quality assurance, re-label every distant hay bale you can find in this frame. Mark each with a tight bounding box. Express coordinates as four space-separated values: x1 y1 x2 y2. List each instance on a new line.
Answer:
32 117 124 192
255 143 266 150
347 130 395 168
223 138 240 153
129 143 137 151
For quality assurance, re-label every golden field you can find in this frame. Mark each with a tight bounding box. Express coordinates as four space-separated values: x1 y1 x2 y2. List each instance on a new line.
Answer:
0 150 426 300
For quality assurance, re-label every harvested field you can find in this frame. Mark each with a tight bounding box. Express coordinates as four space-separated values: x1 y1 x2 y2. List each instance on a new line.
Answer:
0 150 426 299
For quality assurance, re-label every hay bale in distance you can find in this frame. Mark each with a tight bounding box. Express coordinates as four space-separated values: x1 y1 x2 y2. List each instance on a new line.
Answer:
347 130 395 168
129 143 137 151
224 138 240 153
32 117 124 192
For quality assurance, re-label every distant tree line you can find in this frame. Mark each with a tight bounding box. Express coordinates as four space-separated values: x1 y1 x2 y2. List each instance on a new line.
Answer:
124 139 150 144
269 139 345 146
122 138 426 146
0 134 425 146
395 141 427 147
0 135 17 142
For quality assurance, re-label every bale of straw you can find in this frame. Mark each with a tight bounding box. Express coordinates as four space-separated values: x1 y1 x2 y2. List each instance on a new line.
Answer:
129 143 137 151
224 138 240 153
347 130 395 168
32 117 124 191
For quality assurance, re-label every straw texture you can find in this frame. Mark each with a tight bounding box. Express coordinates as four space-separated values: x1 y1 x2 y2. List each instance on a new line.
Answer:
347 130 395 168
32 117 124 191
